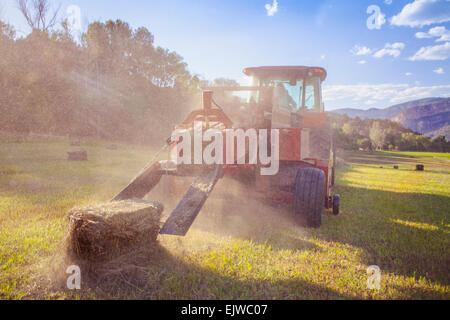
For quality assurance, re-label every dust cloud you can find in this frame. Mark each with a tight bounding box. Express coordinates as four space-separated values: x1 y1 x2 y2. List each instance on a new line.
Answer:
149 174 309 248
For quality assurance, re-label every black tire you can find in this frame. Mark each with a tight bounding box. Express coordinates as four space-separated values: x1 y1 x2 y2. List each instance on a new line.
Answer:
293 168 325 228
331 145 337 187
333 194 340 216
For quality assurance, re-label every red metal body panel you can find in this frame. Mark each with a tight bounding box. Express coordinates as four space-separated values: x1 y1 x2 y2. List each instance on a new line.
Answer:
279 128 302 161
303 112 329 128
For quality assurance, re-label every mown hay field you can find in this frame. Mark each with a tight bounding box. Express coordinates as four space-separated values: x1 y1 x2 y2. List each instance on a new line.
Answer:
0 138 449 300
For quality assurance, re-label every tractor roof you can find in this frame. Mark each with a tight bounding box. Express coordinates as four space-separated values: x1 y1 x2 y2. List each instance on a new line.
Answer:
243 66 327 82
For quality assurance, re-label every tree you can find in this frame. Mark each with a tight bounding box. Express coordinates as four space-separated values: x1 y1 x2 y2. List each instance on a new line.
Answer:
357 138 371 151
0 15 199 142
16 0 60 31
330 114 444 153
342 122 353 136
432 136 450 153
0 21 17 131
370 121 387 150
0 21 15 41
399 133 417 151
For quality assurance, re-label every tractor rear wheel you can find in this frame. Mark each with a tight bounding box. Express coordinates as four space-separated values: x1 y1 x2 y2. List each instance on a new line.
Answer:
293 168 325 228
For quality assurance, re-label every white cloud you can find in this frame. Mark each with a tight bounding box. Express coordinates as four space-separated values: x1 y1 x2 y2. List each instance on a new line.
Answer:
324 84 408 105
391 0 450 27
385 0 393 4
415 26 450 41
323 83 450 109
265 0 278 17
320 54 326 60
351 45 372 55
365 100 378 105
373 42 405 58
358 60 368 64
406 72 413 75
434 67 445 73
409 41 450 60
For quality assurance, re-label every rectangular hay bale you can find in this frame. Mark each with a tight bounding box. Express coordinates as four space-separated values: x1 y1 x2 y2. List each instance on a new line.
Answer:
67 200 163 261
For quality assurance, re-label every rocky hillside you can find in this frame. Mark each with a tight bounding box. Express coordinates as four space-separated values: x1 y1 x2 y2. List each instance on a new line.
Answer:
391 99 450 136
333 98 450 137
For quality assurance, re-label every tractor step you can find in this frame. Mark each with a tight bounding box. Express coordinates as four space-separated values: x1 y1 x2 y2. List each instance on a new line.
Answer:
160 165 223 236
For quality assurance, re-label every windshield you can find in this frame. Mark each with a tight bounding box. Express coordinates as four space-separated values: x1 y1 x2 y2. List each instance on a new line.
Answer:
259 80 302 111
257 77 321 111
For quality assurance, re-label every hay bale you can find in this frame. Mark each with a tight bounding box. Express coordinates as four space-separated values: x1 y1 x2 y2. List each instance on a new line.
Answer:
67 150 87 161
67 200 163 261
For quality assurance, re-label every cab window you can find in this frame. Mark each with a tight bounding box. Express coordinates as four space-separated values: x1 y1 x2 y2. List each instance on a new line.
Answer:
263 80 303 111
304 77 321 111
304 84 315 110
254 76 322 112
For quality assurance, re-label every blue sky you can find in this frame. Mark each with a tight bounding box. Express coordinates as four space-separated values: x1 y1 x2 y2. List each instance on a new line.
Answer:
1 0 450 110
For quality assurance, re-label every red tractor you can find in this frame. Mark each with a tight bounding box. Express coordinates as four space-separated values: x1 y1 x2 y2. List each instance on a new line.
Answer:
113 66 340 236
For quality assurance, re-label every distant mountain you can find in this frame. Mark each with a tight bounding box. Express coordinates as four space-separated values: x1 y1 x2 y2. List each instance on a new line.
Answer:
426 125 450 139
392 99 450 136
333 98 446 120
332 97 450 138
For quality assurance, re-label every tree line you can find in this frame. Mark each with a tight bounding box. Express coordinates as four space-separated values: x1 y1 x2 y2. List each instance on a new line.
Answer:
0 2 209 144
331 114 450 153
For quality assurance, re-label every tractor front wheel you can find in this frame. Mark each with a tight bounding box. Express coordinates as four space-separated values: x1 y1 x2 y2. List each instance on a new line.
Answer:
293 168 325 228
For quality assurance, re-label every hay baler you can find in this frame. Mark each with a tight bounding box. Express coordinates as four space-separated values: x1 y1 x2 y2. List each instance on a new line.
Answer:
113 66 340 236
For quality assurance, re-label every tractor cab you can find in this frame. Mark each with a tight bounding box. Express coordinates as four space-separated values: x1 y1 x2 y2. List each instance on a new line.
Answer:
202 66 327 130
244 66 326 112
243 66 327 129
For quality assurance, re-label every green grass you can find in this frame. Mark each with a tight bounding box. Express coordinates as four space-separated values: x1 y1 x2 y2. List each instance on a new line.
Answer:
0 140 449 300
380 151 450 160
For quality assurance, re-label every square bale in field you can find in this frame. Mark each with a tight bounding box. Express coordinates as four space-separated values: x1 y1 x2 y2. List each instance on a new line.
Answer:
67 200 163 262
